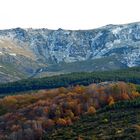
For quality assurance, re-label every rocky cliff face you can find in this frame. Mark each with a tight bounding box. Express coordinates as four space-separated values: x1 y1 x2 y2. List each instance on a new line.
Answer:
0 22 140 82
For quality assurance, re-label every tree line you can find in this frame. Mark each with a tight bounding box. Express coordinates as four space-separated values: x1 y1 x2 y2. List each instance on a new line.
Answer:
0 66 140 94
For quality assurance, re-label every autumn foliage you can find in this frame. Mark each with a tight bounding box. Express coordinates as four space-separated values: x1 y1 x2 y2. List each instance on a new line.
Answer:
0 82 139 140
87 106 96 114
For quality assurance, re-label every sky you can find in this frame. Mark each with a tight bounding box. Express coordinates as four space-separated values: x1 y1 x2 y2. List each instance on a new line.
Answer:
0 0 140 30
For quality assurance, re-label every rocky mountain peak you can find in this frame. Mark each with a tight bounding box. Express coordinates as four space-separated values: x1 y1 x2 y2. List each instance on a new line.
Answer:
0 22 140 82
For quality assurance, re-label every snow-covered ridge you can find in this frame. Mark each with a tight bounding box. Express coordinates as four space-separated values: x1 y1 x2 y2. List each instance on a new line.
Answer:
0 22 140 67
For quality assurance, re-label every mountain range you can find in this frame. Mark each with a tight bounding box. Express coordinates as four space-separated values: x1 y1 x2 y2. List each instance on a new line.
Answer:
0 22 140 83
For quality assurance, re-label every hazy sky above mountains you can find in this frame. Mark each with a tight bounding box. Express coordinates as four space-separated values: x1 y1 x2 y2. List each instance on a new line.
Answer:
0 0 140 30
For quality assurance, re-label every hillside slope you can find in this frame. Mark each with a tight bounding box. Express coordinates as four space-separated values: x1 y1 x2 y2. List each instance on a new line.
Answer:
0 82 140 140
0 66 140 94
44 99 140 140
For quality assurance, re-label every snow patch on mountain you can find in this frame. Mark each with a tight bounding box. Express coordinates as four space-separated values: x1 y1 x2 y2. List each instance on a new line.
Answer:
9 53 16 56
0 22 140 69
112 27 122 34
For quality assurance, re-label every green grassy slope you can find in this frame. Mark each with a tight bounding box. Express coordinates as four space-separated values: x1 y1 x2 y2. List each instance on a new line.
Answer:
38 56 126 75
0 62 27 78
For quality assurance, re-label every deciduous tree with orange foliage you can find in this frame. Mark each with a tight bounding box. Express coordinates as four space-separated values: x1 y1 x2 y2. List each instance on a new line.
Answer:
108 96 115 106
87 106 96 114
56 118 67 126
